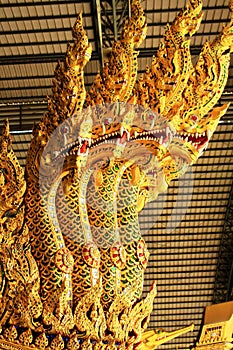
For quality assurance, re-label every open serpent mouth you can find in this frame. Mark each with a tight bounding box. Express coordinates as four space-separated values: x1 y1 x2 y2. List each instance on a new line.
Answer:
52 125 172 162
174 129 211 150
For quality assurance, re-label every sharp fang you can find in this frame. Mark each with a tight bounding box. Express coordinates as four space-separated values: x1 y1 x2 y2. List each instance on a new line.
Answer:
88 139 92 147
120 126 124 137
166 126 172 142
196 133 198 138
134 131 138 138
78 136 82 145
126 130 130 141
102 123 106 135
159 136 163 144
185 136 188 142
207 130 212 139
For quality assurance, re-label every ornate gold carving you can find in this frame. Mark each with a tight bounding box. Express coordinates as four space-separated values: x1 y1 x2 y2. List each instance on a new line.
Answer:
0 121 43 336
0 0 233 349
85 0 146 105
55 247 74 273
82 243 101 268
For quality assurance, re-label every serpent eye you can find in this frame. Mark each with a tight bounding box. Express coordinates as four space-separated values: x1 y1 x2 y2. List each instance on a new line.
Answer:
191 115 198 122
61 124 70 134
104 118 112 125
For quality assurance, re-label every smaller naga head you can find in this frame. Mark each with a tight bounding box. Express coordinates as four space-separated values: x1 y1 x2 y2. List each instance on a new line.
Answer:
120 0 147 48
173 0 203 38
67 12 92 69
168 103 229 165
39 106 93 178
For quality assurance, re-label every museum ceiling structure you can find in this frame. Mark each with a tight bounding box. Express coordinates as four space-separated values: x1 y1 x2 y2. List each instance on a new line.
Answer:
0 0 233 349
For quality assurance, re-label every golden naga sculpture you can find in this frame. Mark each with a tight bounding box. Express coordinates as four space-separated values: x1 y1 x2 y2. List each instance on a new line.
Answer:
0 0 233 349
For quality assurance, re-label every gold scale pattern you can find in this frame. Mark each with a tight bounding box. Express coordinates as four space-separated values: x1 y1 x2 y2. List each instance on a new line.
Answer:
0 0 233 349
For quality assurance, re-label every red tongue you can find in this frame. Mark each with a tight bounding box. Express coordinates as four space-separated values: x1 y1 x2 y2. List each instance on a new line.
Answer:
80 140 88 153
120 131 127 144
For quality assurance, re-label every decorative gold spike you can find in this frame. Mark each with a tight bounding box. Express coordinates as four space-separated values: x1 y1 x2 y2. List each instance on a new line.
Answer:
141 323 194 349
3 326 18 342
19 329 33 346
35 332 49 349
50 334 65 350
0 119 11 154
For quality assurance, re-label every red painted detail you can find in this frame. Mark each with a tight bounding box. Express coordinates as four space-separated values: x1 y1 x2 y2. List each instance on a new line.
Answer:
80 140 88 153
120 131 127 144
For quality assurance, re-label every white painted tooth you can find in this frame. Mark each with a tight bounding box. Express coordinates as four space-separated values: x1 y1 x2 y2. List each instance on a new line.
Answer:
150 119 155 130
159 136 163 144
126 130 130 141
102 123 106 134
168 132 173 142
185 136 188 142
88 139 92 146
196 132 198 138
120 126 124 137
78 136 82 145
207 130 211 138
134 131 138 138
